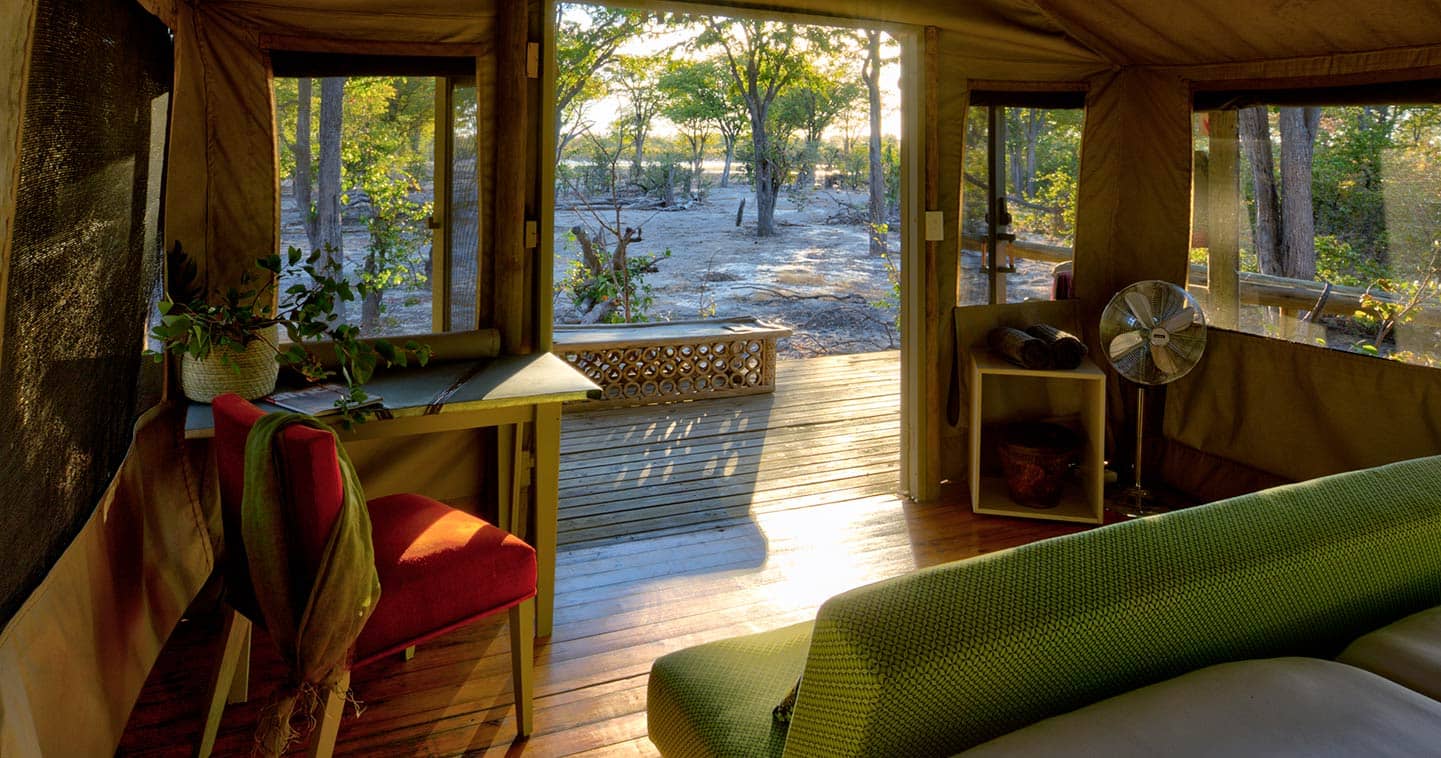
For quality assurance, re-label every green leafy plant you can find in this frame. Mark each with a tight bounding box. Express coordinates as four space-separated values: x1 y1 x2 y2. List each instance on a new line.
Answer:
147 242 431 419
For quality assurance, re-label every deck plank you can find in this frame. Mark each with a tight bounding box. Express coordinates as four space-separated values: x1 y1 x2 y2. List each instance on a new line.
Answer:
118 351 1088 757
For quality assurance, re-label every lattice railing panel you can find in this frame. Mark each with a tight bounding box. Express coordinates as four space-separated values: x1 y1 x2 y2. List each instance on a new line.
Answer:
559 337 778 407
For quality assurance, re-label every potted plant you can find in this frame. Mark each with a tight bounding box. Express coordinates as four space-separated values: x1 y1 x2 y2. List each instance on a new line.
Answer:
147 242 430 415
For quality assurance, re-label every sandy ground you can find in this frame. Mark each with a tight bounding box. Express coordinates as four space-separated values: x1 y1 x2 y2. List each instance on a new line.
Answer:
552 182 1054 357
280 181 1058 357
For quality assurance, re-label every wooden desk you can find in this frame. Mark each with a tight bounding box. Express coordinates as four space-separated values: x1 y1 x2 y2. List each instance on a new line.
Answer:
186 352 600 638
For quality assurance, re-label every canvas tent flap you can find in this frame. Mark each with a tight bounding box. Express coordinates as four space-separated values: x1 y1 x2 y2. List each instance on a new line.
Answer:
1164 329 1441 485
166 2 275 295
0 406 212 756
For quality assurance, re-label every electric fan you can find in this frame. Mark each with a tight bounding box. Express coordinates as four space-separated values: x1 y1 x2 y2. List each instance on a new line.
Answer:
1098 280 1207 517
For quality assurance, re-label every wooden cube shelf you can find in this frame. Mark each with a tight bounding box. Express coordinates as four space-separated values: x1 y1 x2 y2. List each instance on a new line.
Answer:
968 351 1105 524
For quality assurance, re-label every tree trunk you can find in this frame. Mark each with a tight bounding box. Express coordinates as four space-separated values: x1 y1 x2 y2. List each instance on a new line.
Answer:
316 77 345 274
720 136 735 187
1278 106 1321 281
752 111 779 237
1024 109 1042 197
1239 106 1281 276
688 135 706 199
361 251 381 331
663 164 677 206
294 78 320 252
631 126 646 182
795 137 818 190
864 31 885 256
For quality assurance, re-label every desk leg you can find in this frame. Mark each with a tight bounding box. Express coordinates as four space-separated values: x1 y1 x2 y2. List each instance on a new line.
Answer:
496 424 524 533
534 403 560 638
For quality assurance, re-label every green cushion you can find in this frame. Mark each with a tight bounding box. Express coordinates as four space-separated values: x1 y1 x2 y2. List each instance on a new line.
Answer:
783 454 1441 757
648 621 813 758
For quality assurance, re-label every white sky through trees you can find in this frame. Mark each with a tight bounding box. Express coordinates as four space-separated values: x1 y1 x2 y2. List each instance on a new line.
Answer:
562 6 904 140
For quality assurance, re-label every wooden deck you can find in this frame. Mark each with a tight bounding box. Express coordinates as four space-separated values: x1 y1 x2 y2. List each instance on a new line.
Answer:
119 351 1085 756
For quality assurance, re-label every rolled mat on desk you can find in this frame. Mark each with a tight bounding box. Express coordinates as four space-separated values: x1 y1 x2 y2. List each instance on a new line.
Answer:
988 327 1053 370
1025 324 1088 370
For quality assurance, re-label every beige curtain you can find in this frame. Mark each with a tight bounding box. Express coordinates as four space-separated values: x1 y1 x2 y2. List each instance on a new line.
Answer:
0 407 213 756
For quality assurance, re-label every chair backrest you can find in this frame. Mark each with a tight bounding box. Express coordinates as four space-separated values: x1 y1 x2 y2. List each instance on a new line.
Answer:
211 394 347 613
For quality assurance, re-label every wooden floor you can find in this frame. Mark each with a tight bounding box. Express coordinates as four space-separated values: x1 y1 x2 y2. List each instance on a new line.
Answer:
119 351 1086 756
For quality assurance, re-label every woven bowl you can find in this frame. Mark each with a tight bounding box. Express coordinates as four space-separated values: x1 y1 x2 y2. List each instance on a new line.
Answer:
996 422 1082 508
180 330 280 403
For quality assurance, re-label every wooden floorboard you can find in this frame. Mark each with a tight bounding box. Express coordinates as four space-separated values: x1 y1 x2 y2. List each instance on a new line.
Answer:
118 350 1090 756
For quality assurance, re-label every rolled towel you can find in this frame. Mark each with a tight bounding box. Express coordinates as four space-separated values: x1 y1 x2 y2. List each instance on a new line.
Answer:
1025 323 1088 370
988 327 1053 370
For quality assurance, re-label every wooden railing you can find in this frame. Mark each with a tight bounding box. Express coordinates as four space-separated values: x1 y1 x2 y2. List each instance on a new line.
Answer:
552 317 793 409
961 235 1441 326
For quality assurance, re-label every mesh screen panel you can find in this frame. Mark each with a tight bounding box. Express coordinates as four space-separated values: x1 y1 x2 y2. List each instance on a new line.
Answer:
450 83 480 330
0 0 171 625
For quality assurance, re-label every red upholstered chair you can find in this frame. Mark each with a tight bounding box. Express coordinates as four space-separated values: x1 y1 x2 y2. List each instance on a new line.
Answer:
198 394 537 757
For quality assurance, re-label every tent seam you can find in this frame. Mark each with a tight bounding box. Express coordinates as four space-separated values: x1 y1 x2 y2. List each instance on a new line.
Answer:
1024 0 1126 67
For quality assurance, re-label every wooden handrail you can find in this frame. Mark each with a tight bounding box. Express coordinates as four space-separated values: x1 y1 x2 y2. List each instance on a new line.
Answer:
960 237 1441 326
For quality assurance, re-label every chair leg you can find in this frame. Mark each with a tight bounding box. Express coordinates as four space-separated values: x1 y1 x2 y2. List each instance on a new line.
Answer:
508 598 535 738
227 621 251 704
305 670 350 758
197 608 251 758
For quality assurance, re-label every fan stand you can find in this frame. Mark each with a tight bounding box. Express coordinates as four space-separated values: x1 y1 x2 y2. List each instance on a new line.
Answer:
1106 385 1170 519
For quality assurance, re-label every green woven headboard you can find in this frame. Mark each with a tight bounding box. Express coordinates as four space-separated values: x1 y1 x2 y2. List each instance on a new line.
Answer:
783 455 1441 757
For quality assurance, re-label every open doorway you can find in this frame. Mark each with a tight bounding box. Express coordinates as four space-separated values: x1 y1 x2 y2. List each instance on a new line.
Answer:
545 4 917 542
549 6 905 352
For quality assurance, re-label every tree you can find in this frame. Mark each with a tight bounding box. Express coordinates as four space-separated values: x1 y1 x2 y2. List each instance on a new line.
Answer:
1239 106 1282 275
1278 107 1322 281
609 55 664 182
1008 108 1045 197
657 60 716 199
341 77 435 332
316 77 345 272
773 53 862 190
861 30 885 255
698 18 821 237
554 5 650 160
290 79 320 252
559 130 668 324
658 58 746 194
1239 106 1321 280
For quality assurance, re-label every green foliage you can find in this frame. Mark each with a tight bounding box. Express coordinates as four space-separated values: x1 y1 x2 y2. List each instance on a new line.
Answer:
274 75 436 333
559 240 671 324
147 243 430 420
1314 234 1386 288
657 57 745 145
555 5 653 152
874 234 901 327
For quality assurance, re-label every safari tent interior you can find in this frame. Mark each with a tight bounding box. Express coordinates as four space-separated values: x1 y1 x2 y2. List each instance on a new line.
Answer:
4 0 1441 755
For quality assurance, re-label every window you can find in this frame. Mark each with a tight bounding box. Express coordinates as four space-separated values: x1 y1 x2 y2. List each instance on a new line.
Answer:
960 95 1084 305
272 57 479 337
1190 102 1441 367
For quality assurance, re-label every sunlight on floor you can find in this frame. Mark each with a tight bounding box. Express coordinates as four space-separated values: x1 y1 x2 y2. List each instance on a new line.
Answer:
753 494 912 612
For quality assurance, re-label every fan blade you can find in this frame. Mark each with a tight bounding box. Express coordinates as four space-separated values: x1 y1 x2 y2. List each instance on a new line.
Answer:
1151 342 1178 375
1125 291 1157 326
1109 330 1146 360
1161 306 1196 333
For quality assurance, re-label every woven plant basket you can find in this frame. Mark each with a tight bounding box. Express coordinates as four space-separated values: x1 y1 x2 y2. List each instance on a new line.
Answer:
180 329 280 402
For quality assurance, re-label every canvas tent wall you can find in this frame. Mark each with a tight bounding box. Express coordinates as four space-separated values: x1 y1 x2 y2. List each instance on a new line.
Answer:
4 0 1441 753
